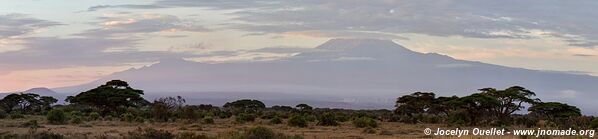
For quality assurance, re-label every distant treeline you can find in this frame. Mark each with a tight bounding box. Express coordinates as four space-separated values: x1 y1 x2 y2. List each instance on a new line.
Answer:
1 80 597 129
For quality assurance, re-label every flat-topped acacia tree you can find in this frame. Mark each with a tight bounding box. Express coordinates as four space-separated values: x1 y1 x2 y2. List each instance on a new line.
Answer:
66 80 148 115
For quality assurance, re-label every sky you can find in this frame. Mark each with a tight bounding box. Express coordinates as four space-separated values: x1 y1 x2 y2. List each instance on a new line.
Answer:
1 0 597 92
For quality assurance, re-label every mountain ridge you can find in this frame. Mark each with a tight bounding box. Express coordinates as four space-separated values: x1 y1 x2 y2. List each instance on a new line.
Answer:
53 39 598 114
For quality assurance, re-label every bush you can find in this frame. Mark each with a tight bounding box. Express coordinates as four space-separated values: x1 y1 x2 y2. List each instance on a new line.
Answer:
89 112 100 120
591 118 598 129
69 111 82 117
288 115 308 128
47 109 68 124
235 113 256 123
244 126 276 139
125 127 174 139
260 111 278 119
0 109 7 119
70 115 83 124
121 113 135 122
9 112 25 119
203 116 214 124
335 113 350 122
269 117 282 124
317 113 339 126
353 117 378 128
218 111 232 119
240 126 303 139
135 117 145 123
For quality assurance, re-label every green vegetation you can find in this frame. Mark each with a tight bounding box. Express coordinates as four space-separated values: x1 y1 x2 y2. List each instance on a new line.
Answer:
287 115 308 128
125 127 174 139
0 80 594 138
202 116 214 124
47 109 67 124
235 113 257 123
317 113 339 126
269 116 282 124
353 117 378 128
66 80 148 115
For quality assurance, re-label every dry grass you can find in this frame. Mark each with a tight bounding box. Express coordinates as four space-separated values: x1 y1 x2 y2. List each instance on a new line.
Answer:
0 116 583 139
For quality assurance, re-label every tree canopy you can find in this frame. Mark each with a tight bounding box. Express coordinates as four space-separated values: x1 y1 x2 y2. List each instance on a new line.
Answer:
223 99 265 113
528 102 581 119
66 80 148 115
0 93 57 114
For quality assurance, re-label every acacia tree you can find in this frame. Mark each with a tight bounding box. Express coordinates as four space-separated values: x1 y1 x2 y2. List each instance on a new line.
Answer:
66 80 148 115
395 92 435 117
428 96 460 116
457 93 501 125
0 93 55 114
40 96 58 111
528 102 581 120
480 86 540 121
223 99 265 113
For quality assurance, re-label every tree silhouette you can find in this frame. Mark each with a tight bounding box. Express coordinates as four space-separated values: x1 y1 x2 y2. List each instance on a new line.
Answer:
528 102 581 120
66 80 147 115
395 92 435 117
458 93 500 125
0 93 55 114
480 86 540 121
223 99 265 113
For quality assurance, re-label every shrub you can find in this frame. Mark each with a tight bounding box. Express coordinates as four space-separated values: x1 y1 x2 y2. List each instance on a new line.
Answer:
0 109 7 119
121 113 135 122
47 109 68 124
181 107 199 121
244 126 276 139
202 116 214 124
103 115 114 121
70 115 83 124
269 116 282 124
235 113 256 123
69 111 82 117
353 117 378 128
243 126 303 139
260 111 278 119
218 111 232 119
125 127 174 139
591 118 598 129
335 113 350 122
135 117 145 123
9 112 25 119
305 115 316 122
288 115 308 128
317 113 339 126
89 112 100 120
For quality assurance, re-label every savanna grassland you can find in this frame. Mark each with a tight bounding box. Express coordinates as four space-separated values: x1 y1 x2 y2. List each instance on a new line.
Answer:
1 80 597 139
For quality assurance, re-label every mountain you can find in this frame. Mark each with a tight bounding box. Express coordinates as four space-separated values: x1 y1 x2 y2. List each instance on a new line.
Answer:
55 39 598 114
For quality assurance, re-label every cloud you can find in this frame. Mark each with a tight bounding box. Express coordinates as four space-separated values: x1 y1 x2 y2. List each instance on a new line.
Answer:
0 37 195 73
0 14 62 38
0 13 210 75
77 13 209 38
251 46 314 54
142 0 598 47
87 4 167 12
